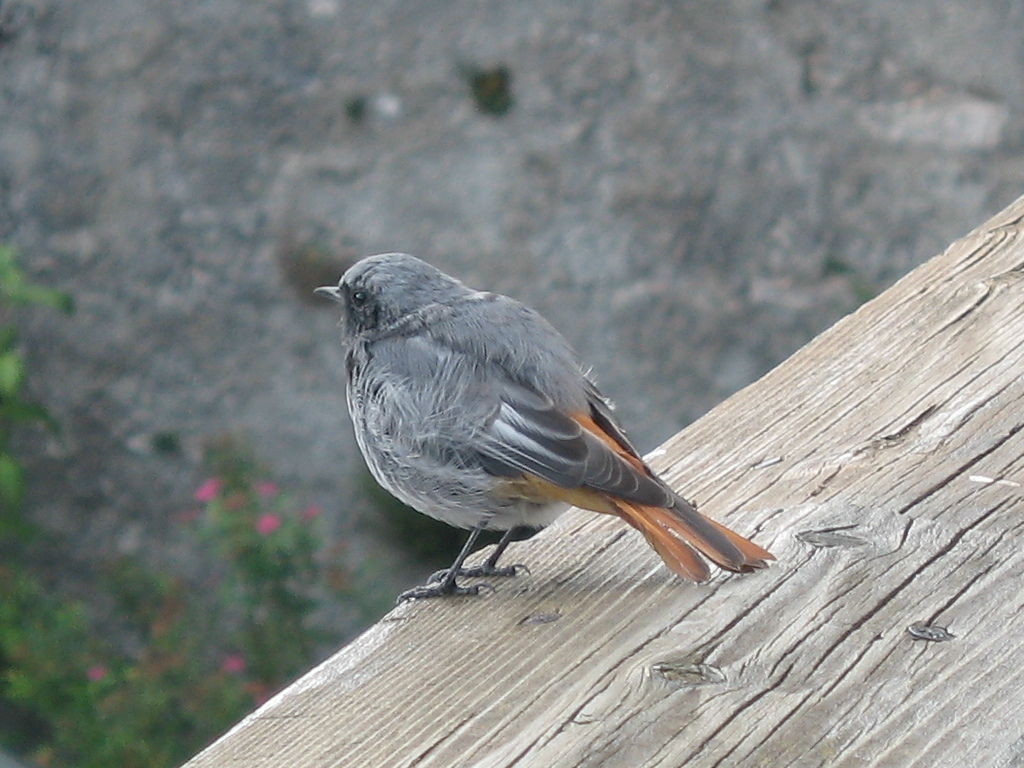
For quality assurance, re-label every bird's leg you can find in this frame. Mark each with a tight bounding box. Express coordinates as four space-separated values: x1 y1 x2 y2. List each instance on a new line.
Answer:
427 527 529 584
397 526 491 602
463 527 530 578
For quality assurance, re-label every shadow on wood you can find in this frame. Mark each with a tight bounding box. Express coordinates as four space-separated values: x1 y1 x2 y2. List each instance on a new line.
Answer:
183 194 1024 768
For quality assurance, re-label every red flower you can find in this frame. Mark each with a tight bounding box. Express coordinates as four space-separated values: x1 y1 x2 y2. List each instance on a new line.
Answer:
194 477 223 503
86 665 108 682
221 654 247 675
256 513 282 536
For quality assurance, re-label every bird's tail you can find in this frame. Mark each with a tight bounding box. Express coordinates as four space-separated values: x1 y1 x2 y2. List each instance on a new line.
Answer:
611 497 774 582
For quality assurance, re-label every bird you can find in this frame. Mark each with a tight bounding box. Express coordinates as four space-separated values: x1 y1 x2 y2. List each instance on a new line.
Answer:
315 253 773 601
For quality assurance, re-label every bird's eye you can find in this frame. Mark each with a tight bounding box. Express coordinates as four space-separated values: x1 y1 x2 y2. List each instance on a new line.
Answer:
351 289 368 306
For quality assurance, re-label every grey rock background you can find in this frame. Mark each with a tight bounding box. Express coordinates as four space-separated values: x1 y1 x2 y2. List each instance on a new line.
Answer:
2 0 1023 629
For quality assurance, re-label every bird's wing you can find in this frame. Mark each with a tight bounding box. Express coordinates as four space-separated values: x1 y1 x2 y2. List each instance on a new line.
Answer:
474 376 674 508
373 304 674 508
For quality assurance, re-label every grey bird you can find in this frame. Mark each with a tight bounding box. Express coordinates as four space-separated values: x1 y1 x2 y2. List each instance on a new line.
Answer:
316 253 772 601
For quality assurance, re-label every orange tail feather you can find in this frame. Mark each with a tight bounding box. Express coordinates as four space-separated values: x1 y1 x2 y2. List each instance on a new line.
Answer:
613 499 773 582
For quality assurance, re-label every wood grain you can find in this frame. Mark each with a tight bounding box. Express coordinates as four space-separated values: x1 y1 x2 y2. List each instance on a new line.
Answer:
183 194 1024 768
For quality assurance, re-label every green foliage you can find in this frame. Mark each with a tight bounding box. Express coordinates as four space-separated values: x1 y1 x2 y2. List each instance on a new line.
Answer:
344 95 368 124
463 63 513 116
149 430 182 455
0 247 69 522
0 249 74 314
0 251 367 767
0 435 355 768
196 436 329 687
0 567 251 768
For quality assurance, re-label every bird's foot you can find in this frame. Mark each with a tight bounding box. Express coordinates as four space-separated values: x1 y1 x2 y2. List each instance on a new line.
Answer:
427 562 529 584
396 578 495 604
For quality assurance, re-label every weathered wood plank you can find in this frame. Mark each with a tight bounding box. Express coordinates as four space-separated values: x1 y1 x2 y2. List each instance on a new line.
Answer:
184 194 1024 768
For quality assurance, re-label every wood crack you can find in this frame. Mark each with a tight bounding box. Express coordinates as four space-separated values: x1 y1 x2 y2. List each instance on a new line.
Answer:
935 283 993 333
894 421 1024 515
408 709 478 767
736 688 818 763
895 517 914 552
681 671 791 765
696 555 810 652
926 528 1007 624
872 404 938 447
802 502 1006 681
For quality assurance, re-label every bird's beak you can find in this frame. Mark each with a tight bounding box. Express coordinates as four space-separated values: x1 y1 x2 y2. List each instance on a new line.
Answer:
314 285 343 303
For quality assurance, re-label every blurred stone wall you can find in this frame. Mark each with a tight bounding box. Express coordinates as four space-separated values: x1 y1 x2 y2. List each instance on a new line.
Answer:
2 0 1022 607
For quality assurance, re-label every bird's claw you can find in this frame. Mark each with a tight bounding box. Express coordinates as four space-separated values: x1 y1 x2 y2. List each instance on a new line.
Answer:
427 562 529 583
396 581 495 604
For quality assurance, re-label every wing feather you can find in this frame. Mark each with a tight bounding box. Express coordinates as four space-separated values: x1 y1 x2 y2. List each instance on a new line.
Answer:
372 329 673 508
475 378 673 507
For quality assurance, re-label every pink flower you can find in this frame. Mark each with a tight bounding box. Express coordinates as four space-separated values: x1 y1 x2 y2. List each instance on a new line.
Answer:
221 654 247 675
255 481 279 498
194 477 223 503
87 665 108 682
255 513 281 535
301 504 322 521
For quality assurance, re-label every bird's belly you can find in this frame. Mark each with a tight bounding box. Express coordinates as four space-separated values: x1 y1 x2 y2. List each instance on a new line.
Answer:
351 409 564 531
347 372 571 530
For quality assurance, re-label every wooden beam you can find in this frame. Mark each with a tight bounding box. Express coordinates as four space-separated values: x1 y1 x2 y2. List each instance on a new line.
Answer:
183 193 1024 768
